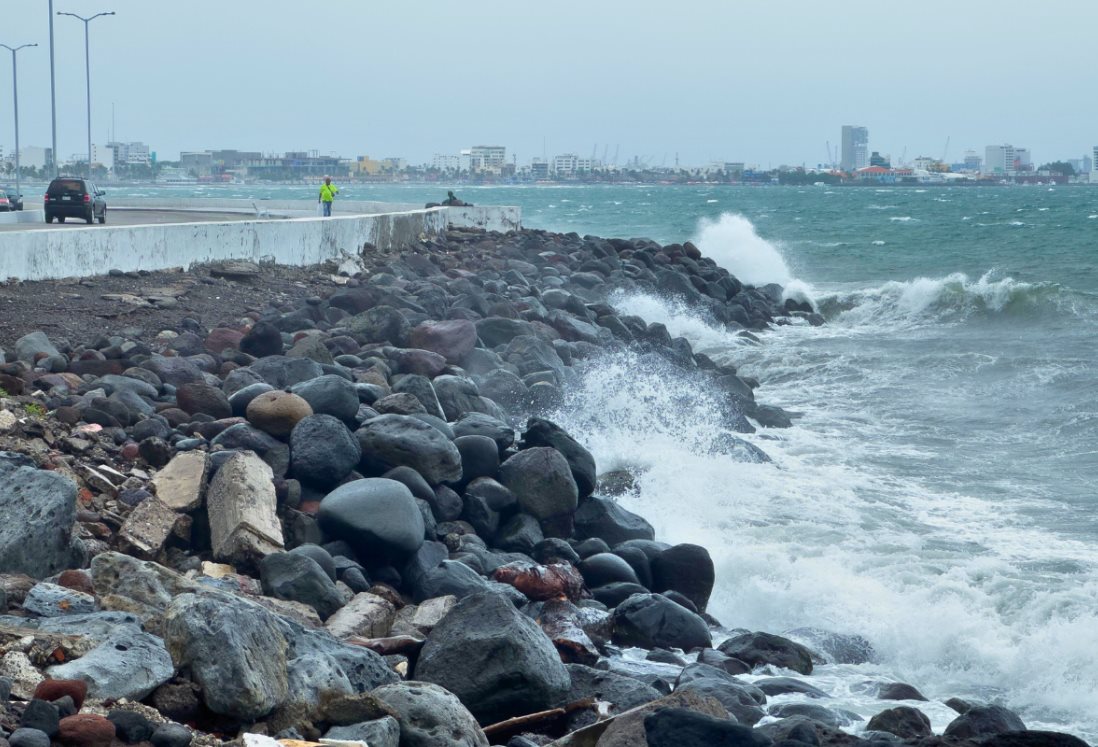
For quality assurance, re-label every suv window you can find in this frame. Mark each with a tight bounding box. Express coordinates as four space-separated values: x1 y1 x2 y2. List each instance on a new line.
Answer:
48 179 87 196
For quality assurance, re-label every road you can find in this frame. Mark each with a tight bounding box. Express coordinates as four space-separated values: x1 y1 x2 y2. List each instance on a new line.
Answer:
0 209 282 232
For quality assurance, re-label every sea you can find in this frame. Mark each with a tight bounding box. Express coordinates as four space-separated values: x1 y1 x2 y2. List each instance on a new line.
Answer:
114 182 1098 740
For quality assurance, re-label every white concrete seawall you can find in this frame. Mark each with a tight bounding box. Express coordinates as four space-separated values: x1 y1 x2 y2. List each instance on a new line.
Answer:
0 203 520 282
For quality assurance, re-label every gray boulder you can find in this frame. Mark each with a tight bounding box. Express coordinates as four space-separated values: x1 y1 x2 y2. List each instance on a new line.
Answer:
357 414 462 485
317 478 425 563
163 592 288 721
718 631 814 675
499 447 578 520
373 681 488 747
573 496 655 546
249 355 323 388
610 593 712 651
0 455 78 578
289 414 361 488
14 331 62 363
260 552 344 620
325 716 400 747
520 418 597 498
48 628 174 701
943 704 1026 739
290 375 360 422
415 590 570 723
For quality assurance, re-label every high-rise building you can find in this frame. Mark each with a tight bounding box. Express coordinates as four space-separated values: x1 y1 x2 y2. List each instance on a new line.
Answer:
1091 146 1098 183
984 144 1017 176
841 126 869 172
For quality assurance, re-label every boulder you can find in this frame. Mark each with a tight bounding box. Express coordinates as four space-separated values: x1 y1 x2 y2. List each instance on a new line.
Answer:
33 680 87 709
151 451 208 512
324 592 396 639
150 723 192 747
717 632 814 675
206 452 283 567
673 677 767 726
573 496 654 546
15 331 62 363
415 590 570 723
175 382 231 419
57 714 115 747
325 716 400 747
583 688 728 747
246 390 313 438
163 592 288 721
318 478 425 563
239 321 284 358
347 305 411 346
878 682 928 701
10 729 51 747
249 355 323 388
409 320 478 364
643 707 767 747
943 704 1026 739
563 663 662 713
0 455 77 578
117 498 181 560
452 412 515 451
520 418 596 498
866 706 933 739
578 553 640 588
610 593 712 651
47 628 174 701
106 710 154 744
259 552 344 620
356 414 462 485
289 375 360 422
23 582 98 617
290 414 361 488
651 544 715 613
499 447 578 521
454 435 500 485
373 681 488 747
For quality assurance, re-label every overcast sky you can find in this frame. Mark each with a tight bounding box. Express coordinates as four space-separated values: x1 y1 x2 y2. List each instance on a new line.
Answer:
1 0 1095 167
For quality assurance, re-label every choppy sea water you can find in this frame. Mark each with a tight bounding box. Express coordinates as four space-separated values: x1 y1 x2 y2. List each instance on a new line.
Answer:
123 183 1098 739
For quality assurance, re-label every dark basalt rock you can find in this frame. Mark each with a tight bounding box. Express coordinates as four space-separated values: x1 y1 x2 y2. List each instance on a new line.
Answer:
610 592 712 651
943 704 1027 739
718 631 815 675
317 478 426 563
866 705 933 739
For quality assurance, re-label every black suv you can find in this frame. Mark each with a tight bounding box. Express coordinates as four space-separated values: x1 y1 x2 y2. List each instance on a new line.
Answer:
44 177 106 224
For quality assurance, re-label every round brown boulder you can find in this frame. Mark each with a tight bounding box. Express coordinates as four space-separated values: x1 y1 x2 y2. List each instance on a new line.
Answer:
176 382 232 419
246 391 313 438
34 679 88 709
58 714 115 747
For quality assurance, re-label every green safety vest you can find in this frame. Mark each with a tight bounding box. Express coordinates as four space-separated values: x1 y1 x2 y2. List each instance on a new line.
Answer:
320 183 338 202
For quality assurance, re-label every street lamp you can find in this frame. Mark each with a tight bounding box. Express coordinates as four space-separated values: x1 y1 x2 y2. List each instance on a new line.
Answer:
49 1 58 177
0 43 38 206
57 10 114 179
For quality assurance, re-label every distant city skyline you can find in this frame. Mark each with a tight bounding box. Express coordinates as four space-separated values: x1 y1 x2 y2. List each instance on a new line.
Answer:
2 1 1097 167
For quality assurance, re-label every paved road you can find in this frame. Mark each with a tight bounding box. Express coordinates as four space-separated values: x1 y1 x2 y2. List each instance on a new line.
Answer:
0 209 281 232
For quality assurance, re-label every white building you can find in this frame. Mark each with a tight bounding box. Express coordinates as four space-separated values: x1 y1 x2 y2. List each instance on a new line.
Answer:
984 144 1017 176
107 141 151 167
1013 147 1032 172
92 143 115 170
1091 146 1098 183
553 153 578 175
18 146 52 171
459 145 505 174
431 153 460 171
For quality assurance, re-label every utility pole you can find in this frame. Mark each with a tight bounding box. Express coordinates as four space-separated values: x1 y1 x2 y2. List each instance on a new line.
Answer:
1 43 38 203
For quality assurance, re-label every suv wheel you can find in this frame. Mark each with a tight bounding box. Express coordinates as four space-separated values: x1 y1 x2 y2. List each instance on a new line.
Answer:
45 214 54 224
85 209 94 224
98 212 106 225
57 216 66 223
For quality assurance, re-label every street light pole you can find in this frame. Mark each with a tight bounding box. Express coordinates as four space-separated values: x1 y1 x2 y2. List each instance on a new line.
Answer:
57 11 114 179
49 0 57 177
0 43 37 205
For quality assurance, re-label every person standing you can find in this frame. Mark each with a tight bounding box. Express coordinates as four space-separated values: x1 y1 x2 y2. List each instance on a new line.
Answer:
319 176 339 216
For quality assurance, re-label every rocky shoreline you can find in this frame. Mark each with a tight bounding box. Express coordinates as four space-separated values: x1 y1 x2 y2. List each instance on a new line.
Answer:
0 226 1088 747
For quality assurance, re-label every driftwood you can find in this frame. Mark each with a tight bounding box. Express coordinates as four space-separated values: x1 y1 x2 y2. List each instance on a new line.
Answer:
483 698 596 742
345 634 424 657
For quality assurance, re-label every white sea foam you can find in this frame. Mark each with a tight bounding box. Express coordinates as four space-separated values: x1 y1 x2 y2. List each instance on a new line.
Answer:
567 292 1098 739
693 213 793 286
890 216 916 222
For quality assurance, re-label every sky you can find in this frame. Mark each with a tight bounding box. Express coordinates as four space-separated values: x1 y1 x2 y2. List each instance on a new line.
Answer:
1 0 1096 168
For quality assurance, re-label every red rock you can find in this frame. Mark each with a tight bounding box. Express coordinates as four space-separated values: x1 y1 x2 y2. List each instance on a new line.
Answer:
298 500 321 516
492 562 584 602
68 359 125 377
58 714 115 747
57 570 95 596
120 442 140 461
34 679 88 709
205 327 244 354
